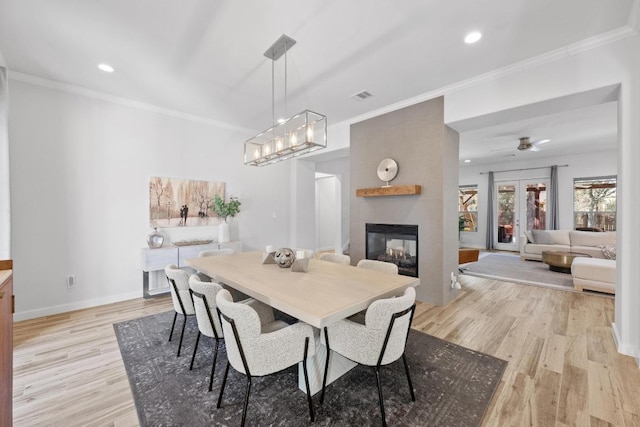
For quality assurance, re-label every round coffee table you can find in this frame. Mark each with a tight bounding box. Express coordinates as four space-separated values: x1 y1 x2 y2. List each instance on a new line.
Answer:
541 251 591 274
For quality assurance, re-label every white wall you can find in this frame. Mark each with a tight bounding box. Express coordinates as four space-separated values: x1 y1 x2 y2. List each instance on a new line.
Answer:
459 150 618 248
446 34 640 361
0 66 9 260
9 80 293 320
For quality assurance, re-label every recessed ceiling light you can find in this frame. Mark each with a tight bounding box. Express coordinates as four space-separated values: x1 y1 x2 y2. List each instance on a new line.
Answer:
464 31 482 44
464 159 471 163
277 118 286 124
97 63 114 73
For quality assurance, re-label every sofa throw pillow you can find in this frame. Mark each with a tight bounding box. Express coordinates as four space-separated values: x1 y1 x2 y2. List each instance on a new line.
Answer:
524 230 533 243
531 230 553 244
599 244 617 260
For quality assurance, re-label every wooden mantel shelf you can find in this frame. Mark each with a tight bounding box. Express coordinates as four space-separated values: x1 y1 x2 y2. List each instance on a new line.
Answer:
356 184 422 197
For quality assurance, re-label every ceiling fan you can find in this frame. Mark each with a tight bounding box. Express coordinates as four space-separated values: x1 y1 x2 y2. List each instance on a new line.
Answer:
492 137 551 153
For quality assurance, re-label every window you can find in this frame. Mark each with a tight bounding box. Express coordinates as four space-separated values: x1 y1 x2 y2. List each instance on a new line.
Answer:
459 185 478 232
573 176 616 231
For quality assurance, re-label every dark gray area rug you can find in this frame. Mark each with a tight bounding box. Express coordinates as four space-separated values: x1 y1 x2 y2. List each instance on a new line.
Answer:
114 311 506 427
462 253 574 290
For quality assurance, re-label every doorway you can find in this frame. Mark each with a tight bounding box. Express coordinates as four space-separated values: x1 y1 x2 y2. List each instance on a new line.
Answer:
315 173 342 252
494 179 548 251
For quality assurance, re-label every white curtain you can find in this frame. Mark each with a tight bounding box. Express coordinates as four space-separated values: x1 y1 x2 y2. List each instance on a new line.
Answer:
0 66 10 259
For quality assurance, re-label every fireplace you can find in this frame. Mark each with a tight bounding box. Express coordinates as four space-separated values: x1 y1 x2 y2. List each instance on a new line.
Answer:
366 223 418 277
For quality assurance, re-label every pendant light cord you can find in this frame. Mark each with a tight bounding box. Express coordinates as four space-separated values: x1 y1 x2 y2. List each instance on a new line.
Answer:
284 41 288 120
271 54 275 128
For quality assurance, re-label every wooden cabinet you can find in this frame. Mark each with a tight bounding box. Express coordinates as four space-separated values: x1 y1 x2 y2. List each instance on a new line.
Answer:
141 241 242 298
0 260 13 427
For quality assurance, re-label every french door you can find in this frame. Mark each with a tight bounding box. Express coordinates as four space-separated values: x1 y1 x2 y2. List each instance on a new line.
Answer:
494 179 549 251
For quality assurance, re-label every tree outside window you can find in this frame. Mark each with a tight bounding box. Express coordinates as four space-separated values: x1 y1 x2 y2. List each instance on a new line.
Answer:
573 176 616 231
459 185 478 232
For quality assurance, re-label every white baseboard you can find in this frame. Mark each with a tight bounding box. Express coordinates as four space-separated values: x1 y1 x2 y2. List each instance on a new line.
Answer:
13 290 142 322
611 322 640 367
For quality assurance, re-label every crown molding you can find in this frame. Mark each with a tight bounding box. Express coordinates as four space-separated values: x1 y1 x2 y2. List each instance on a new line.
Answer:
333 26 638 129
629 0 640 33
7 71 252 133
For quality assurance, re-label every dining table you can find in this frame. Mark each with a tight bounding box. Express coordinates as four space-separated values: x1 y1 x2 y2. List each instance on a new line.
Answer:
186 251 420 394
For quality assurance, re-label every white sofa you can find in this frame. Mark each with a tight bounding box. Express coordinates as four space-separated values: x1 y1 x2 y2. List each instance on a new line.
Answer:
520 230 616 294
520 230 616 261
572 258 616 294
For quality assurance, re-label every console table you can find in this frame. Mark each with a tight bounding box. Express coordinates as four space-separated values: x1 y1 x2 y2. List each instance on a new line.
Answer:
141 241 242 298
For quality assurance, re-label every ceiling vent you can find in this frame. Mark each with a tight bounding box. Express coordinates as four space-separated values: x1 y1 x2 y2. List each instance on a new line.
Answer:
350 90 373 101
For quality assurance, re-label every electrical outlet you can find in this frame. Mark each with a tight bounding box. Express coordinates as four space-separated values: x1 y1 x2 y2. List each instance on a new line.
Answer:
67 275 76 288
450 272 461 290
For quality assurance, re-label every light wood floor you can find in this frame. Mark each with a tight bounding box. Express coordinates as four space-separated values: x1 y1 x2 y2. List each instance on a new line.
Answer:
12 276 640 426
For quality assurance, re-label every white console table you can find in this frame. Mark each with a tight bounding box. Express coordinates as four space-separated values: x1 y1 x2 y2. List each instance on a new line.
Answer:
141 241 242 298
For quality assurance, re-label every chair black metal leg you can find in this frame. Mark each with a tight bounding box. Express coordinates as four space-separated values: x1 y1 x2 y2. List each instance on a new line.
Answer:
209 339 220 392
168 312 178 342
190 331 201 370
302 337 315 422
217 361 230 409
241 376 252 427
375 368 387 427
177 314 187 357
320 327 330 405
402 353 416 401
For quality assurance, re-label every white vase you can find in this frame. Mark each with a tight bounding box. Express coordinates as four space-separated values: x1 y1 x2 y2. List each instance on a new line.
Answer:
218 221 230 243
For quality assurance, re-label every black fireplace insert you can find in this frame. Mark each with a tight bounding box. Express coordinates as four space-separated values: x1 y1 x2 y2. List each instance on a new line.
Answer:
365 223 418 277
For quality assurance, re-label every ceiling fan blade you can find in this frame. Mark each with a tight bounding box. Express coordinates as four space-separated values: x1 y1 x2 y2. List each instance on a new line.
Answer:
529 146 541 152
532 138 551 146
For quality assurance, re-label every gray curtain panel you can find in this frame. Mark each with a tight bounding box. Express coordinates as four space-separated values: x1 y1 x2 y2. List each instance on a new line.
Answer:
548 165 559 230
486 172 494 249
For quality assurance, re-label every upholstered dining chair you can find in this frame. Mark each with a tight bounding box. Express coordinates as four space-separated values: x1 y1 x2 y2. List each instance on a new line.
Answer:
215 289 316 426
196 247 247 301
198 248 235 257
165 264 196 357
319 252 351 265
356 259 399 274
188 275 225 391
291 248 315 259
320 287 417 427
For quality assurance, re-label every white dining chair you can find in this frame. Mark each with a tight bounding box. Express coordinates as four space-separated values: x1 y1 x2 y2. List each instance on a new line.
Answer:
215 289 316 426
291 248 315 259
357 259 399 274
199 248 235 257
320 287 417 426
188 275 276 391
165 264 196 357
319 253 351 265
188 275 225 391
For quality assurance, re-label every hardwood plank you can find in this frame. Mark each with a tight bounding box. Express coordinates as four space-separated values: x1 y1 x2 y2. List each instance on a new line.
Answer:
557 364 590 426
588 360 625 425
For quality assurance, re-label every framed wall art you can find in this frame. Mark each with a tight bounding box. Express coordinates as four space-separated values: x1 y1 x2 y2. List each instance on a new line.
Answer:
149 177 225 227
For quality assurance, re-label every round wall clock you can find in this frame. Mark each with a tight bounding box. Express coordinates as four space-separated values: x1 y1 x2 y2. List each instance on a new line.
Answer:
377 158 398 187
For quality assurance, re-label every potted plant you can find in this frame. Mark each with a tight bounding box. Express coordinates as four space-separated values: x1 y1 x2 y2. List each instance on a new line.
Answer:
212 195 241 243
458 215 467 243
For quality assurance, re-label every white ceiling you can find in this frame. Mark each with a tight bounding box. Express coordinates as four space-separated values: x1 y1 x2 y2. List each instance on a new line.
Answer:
0 0 635 161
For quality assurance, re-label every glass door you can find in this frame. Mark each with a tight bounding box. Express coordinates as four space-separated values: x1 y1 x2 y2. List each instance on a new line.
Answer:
495 182 518 251
494 179 548 251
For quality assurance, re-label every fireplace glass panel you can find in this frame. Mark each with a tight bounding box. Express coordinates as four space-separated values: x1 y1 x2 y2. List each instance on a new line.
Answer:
366 224 418 277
